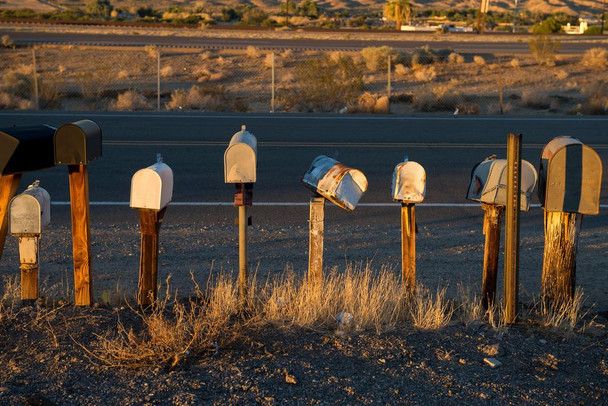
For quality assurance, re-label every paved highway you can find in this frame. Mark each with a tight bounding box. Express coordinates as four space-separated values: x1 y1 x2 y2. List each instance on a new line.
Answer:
2 30 606 54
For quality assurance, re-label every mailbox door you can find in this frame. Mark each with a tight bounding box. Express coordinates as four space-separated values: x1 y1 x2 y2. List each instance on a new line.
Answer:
332 172 365 211
224 144 256 183
54 120 102 165
10 195 42 235
392 161 426 203
0 125 56 175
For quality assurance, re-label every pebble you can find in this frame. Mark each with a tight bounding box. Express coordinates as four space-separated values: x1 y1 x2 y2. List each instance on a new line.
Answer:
484 358 502 368
285 373 297 385
539 339 547 345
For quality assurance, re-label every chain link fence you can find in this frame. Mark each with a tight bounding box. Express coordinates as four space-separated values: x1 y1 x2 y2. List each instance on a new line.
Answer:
0 44 606 115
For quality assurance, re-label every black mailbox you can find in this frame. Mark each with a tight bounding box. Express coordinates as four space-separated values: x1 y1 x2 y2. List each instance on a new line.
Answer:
0 125 57 175
54 120 102 165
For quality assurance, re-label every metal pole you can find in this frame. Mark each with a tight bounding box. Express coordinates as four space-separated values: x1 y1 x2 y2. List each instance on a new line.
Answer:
504 133 522 324
31 49 39 110
513 0 519 33
271 52 275 113
157 48 161 112
238 204 248 303
387 55 392 100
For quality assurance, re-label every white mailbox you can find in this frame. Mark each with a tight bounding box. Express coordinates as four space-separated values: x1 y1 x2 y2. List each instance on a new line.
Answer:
466 156 538 211
224 125 257 183
9 181 51 235
392 158 426 203
302 155 368 211
130 154 174 210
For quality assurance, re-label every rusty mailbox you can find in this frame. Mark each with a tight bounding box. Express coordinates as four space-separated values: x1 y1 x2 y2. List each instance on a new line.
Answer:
392 158 426 203
0 125 56 175
538 136 602 215
54 119 102 165
224 125 257 184
302 155 368 211
130 155 174 211
9 181 51 236
467 156 538 211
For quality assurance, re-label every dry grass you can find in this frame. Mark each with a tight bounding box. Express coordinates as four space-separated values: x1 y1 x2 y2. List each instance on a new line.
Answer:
582 48 608 70
448 52 464 65
529 35 560 66
0 276 20 323
535 288 587 331
410 286 454 330
522 89 551 109
413 65 436 82
109 90 153 111
473 55 486 66
361 46 394 71
510 58 520 68
166 84 246 112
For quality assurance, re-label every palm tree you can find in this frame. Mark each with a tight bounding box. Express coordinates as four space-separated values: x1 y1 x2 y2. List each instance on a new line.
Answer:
383 0 412 30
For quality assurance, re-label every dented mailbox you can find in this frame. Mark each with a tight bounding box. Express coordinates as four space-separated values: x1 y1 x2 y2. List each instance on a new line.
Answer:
467 156 538 211
0 125 56 175
54 119 102 165
539 136 602 215
302 155 368 211
224 126 257 184
392 159 426 203
9 181 51 235
130 155 174 211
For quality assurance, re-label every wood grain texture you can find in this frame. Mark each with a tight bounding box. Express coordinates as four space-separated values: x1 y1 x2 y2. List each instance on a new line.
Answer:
481 203 504 309
0 174 22 262
238 204 248 303
19 236 39 300
308 196 325 286
401 203 416 292
137 207 166 306
68 165 93 306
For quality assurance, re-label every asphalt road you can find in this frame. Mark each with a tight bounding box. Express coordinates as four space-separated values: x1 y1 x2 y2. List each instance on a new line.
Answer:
2 30 606 54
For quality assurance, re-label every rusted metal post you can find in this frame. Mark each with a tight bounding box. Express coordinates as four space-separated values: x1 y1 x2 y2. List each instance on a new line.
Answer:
31 48 39 110
401 203 416 292
157 48 161 112
0 174 22 262
542 211 582 303
504 133 522 324
68 164 93 306
481 203 504 309
137 207 166 306
271 52 275 113
238 204 248 303
18 236 39 301
308 195 325 285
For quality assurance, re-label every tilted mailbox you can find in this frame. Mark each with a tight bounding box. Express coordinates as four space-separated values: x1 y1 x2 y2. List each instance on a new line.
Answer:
224 125 258 303
467 156 538 211
9 181 51 301
302 155 368 212
538 136 602 215
391 157 426 291
130 154 173 305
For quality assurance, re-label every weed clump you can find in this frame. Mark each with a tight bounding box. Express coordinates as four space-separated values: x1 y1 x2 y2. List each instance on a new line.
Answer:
110 90 153 111
166 84 247 112
529 35 561 66
582 47 608 70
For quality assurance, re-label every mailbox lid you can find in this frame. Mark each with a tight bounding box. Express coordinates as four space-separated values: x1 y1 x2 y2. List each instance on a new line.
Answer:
130 162 174 210
9 183 51 234
0 125 56 175
54 119 102 165
392 161 426 203
224 128 257 183
540 137 602 214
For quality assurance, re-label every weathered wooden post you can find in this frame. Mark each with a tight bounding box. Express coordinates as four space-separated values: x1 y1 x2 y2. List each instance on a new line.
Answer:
54 120 102 306
0 125 56 262
302 155 368 285
9 181 50 302
130 154 173 306
466 153 538 310
224 126 257 304
391 157 426 292
538 136 602 304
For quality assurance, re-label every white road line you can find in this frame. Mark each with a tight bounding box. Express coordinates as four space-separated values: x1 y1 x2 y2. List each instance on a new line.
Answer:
49 201 608 209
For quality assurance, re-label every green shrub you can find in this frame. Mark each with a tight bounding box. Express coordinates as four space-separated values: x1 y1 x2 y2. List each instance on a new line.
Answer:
531 17 562 34
584 26 602 35
529 35 560 66
361 46 394 71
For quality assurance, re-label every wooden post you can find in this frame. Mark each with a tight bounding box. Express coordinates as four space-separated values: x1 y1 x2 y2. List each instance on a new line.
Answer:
18 236 39 301
137 208 166 306
504 133 522 324
68 164 93 306
238 204 248 303
541 210 582 303
401 203 416 292
481 203 504 309
0 173 22 262
308 195 325 285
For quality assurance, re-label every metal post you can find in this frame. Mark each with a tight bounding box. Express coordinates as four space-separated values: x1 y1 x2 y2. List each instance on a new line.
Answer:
401 203 416 292
498 56 504 115
481 203 504 309
504 133 522 324
238 204 248 303
157 48 161 112
271 52 275 113
308 195 325 285
387 55 392 100
513 0 520 33
31 49 39 110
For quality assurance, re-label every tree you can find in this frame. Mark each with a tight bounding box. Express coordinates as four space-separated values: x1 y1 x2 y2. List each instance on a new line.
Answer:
531 17 562 34
383 0 412 30
85 0 113 18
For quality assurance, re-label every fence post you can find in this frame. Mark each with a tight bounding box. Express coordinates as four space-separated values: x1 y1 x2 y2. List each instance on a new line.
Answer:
387 55 392 101
271 52 275 113
157 48 161 112
504 133 522 324
498 56 504 115
481 203 504 309
308 195 325 285
31 49 39 110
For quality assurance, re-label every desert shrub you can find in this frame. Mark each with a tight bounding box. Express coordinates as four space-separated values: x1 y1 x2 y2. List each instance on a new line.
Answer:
1 34 14 48
582 47 608 70
264 53 275 68
529 35 561 66
160 65 174 77
448 52 464 65
1 69 33 96
166 84 247 112
0 92 35 109
473 55 486 66
394 63 409 76
110 90 152 111
411 46 436 66
581 82 608 114
584 26 602 35
413 84 463 112
521 89 551 109
246 45 259 58
144 45 158 58
510 58 520 68
117 70 129 79
531 17 562 34
554 69 569 80
278 54 363 112
361 46 395 71
413 65 436 82
354 92 389 114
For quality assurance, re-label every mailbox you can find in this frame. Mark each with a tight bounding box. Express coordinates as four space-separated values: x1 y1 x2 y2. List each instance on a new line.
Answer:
539 136 602 215
54 119 102 165
130 155 174 211
302 155 368 211
9 181 51 235
0 125 56 175
224 125 257 183
392 158 426 203
467 156 538 211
